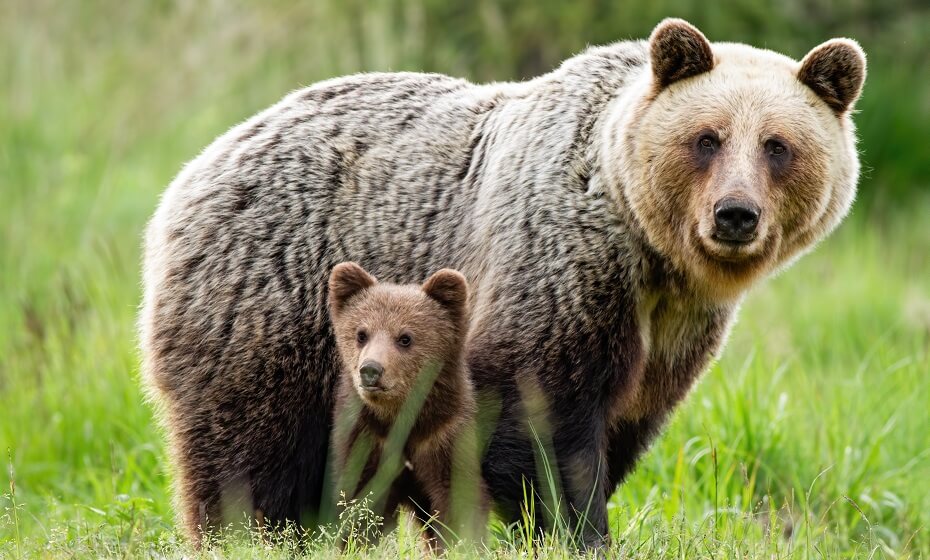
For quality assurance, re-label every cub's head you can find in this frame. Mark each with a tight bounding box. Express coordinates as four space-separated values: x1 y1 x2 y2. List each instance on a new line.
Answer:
607 18 866 300
328 262 469 410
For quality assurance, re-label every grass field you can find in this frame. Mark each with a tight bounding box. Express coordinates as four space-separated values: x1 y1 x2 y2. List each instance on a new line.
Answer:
2 2 929 558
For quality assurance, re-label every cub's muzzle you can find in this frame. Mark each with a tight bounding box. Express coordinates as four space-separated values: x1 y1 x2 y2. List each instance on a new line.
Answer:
359 360 384 389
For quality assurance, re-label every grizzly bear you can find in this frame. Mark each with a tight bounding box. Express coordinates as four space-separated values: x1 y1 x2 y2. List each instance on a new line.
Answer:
140 18 866 547
327 262 487 548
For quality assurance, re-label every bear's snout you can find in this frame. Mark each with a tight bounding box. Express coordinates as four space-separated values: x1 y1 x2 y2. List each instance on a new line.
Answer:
359 360 384 389
713 197 760 243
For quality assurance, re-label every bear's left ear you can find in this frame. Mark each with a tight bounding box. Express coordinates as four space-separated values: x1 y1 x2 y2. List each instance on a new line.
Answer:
422 269 469 321
328 262 377 318
797 38 867 114
649 18 715 89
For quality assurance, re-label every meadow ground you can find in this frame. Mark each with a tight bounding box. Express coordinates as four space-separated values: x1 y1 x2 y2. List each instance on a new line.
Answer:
1 2 928 558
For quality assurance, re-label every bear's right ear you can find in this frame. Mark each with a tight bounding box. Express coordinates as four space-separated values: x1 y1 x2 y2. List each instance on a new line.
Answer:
649 18 715 89
328 262 377 317
422 269 469 322
797 38 867 114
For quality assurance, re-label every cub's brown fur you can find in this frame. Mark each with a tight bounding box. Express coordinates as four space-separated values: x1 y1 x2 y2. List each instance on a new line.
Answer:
328 262 488 547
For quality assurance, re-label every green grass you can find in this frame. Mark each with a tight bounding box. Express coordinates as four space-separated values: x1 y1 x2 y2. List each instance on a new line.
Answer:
1 1 928 558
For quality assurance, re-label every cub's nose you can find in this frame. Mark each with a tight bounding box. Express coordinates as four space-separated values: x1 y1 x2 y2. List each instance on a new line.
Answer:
714 198 761 242
359 360 384 388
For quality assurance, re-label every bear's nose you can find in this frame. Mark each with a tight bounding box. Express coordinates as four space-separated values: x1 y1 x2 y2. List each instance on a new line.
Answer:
714 198 760 243
359 360 384 388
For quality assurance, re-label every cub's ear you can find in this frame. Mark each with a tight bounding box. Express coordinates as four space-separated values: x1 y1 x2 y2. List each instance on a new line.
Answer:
798 38 866 114
422 269 469 319
649 18 714 89
328 262 376 317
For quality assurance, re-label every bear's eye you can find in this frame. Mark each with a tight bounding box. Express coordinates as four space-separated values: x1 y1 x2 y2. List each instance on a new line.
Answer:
692 132 720 167
356 330 368 345
766 139 788 157
397 334 412 348
697 134 719 151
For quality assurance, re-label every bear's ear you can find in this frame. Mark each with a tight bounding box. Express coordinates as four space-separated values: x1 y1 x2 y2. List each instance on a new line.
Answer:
797 38 866 114
422 269 469 320
649 18 715 89
328 262 377 317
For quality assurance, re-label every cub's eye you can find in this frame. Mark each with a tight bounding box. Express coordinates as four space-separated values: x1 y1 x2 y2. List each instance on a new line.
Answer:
356 330 368 345
766 139 788 157
397 334 412 348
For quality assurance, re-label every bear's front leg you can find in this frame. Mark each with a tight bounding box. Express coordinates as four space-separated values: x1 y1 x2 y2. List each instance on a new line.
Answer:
553 415 610 549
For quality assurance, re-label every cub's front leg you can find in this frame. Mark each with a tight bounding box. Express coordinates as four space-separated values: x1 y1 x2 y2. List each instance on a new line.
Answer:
412 435 490 551
331 422 397 547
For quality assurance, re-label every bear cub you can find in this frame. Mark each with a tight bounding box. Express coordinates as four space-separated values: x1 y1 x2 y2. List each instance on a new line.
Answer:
328 262 488 547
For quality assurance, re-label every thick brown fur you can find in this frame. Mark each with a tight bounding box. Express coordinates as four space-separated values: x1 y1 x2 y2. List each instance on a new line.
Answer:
140 18 866 548
328 263 488 548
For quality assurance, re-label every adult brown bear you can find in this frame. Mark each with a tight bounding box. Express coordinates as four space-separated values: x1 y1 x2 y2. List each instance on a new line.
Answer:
140 18 865 547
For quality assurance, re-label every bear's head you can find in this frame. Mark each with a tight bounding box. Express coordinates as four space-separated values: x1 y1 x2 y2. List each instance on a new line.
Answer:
328 262 469 411
604 18 866 300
